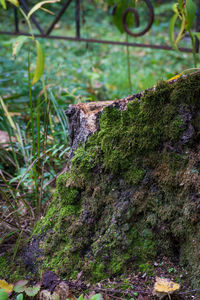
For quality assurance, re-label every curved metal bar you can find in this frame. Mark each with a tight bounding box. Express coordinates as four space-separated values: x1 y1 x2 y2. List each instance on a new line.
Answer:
124 8 140 28
122 0 154 37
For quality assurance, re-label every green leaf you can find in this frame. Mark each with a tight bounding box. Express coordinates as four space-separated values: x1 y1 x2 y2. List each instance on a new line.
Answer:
169 13 179 50
185 0 196 30
91 294 102 300
112 0 135 33
16 294 24 300
13 280 28 293
0 289 8 300
77 295 86 300
12 36 29 58
172 3 178 13
0 0 6 9
178 0 183 11
25 284 40 297
193 32 200 41
0 95 17 130
27 0 60 19
32 40 45 85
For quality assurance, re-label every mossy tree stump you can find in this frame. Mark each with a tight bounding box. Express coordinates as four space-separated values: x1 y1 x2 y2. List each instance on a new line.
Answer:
34 73 200 287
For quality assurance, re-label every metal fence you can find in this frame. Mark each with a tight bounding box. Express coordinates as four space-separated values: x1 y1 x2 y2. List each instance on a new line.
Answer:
1 0 200 53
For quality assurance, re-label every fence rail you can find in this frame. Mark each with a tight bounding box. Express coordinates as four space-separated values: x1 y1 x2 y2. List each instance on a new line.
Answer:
1 0 200 53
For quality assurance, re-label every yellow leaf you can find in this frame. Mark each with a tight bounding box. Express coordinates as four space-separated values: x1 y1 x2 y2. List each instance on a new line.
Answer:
0 96 17 130
0 280 13 293
168 68 200 82
168 71 184 82
27 0 60 19
7 0 19 7
154 277 180 294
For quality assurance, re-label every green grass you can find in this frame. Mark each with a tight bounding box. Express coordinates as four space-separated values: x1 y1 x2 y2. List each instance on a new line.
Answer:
0 1 196 104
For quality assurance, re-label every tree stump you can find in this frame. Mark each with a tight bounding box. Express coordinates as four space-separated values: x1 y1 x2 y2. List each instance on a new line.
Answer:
34 73 200 288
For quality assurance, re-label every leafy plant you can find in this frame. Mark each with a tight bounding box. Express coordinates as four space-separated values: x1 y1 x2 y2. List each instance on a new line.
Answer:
169 0 198 67
14 280 40 297
0 0 69 256
0 289 8 300
67 293 102 300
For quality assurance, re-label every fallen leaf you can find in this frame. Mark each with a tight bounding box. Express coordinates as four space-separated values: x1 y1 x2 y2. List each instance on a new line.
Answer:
53 281 70 300
154 277 180 293
0 280 13 293
153 277 180 299
14 280 28 293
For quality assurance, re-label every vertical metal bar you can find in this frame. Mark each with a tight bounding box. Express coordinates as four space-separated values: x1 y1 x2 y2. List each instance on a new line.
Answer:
75 0 80 39
46 0 72 36
14 7 19 33
195 0 200 52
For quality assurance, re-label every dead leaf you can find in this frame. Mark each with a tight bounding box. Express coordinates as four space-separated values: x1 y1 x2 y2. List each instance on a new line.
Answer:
39 289 60 300
53 281 71 300
153 277 180 299
0 130 16 148
0 279 13 293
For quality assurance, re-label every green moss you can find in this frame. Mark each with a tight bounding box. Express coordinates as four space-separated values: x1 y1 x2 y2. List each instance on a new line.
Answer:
91 262 107 282
71 146 96 177
128 227 156 262
125 166 145 185
0 255 11 279
171 73 200 105
76 80 187 180
110 253 130 275
138 263 154 276
33 73 200 287
0 255 30 282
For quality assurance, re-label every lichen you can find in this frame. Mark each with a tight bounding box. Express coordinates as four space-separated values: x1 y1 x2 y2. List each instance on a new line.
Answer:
34 73 200 287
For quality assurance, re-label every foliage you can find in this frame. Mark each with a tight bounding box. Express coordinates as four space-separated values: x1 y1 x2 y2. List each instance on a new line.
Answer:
107 0 136 33
0 289 8 300
0 0 69 256
169 0 198 66
0 279 40 299
14 280 40 297
68 293 102 300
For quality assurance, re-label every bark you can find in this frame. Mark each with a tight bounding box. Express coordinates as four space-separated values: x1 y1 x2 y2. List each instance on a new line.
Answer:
66 92 145 159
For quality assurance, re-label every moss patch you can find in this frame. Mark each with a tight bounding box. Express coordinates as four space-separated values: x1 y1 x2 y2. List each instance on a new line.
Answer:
35 73 200 287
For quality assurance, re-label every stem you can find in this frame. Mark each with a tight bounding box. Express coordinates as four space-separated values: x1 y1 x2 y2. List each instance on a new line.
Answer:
189 30 197 68
28 51 38 210
37 77 48 217
19 7 35 41
126 34 132 92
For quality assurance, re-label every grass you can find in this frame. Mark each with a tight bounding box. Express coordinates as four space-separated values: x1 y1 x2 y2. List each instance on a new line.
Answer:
0 0 197 255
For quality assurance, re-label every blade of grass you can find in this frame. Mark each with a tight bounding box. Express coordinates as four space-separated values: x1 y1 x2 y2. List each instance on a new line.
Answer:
12 229 23 261
48 90 68 135
0 99 20 170
28 51 38 206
